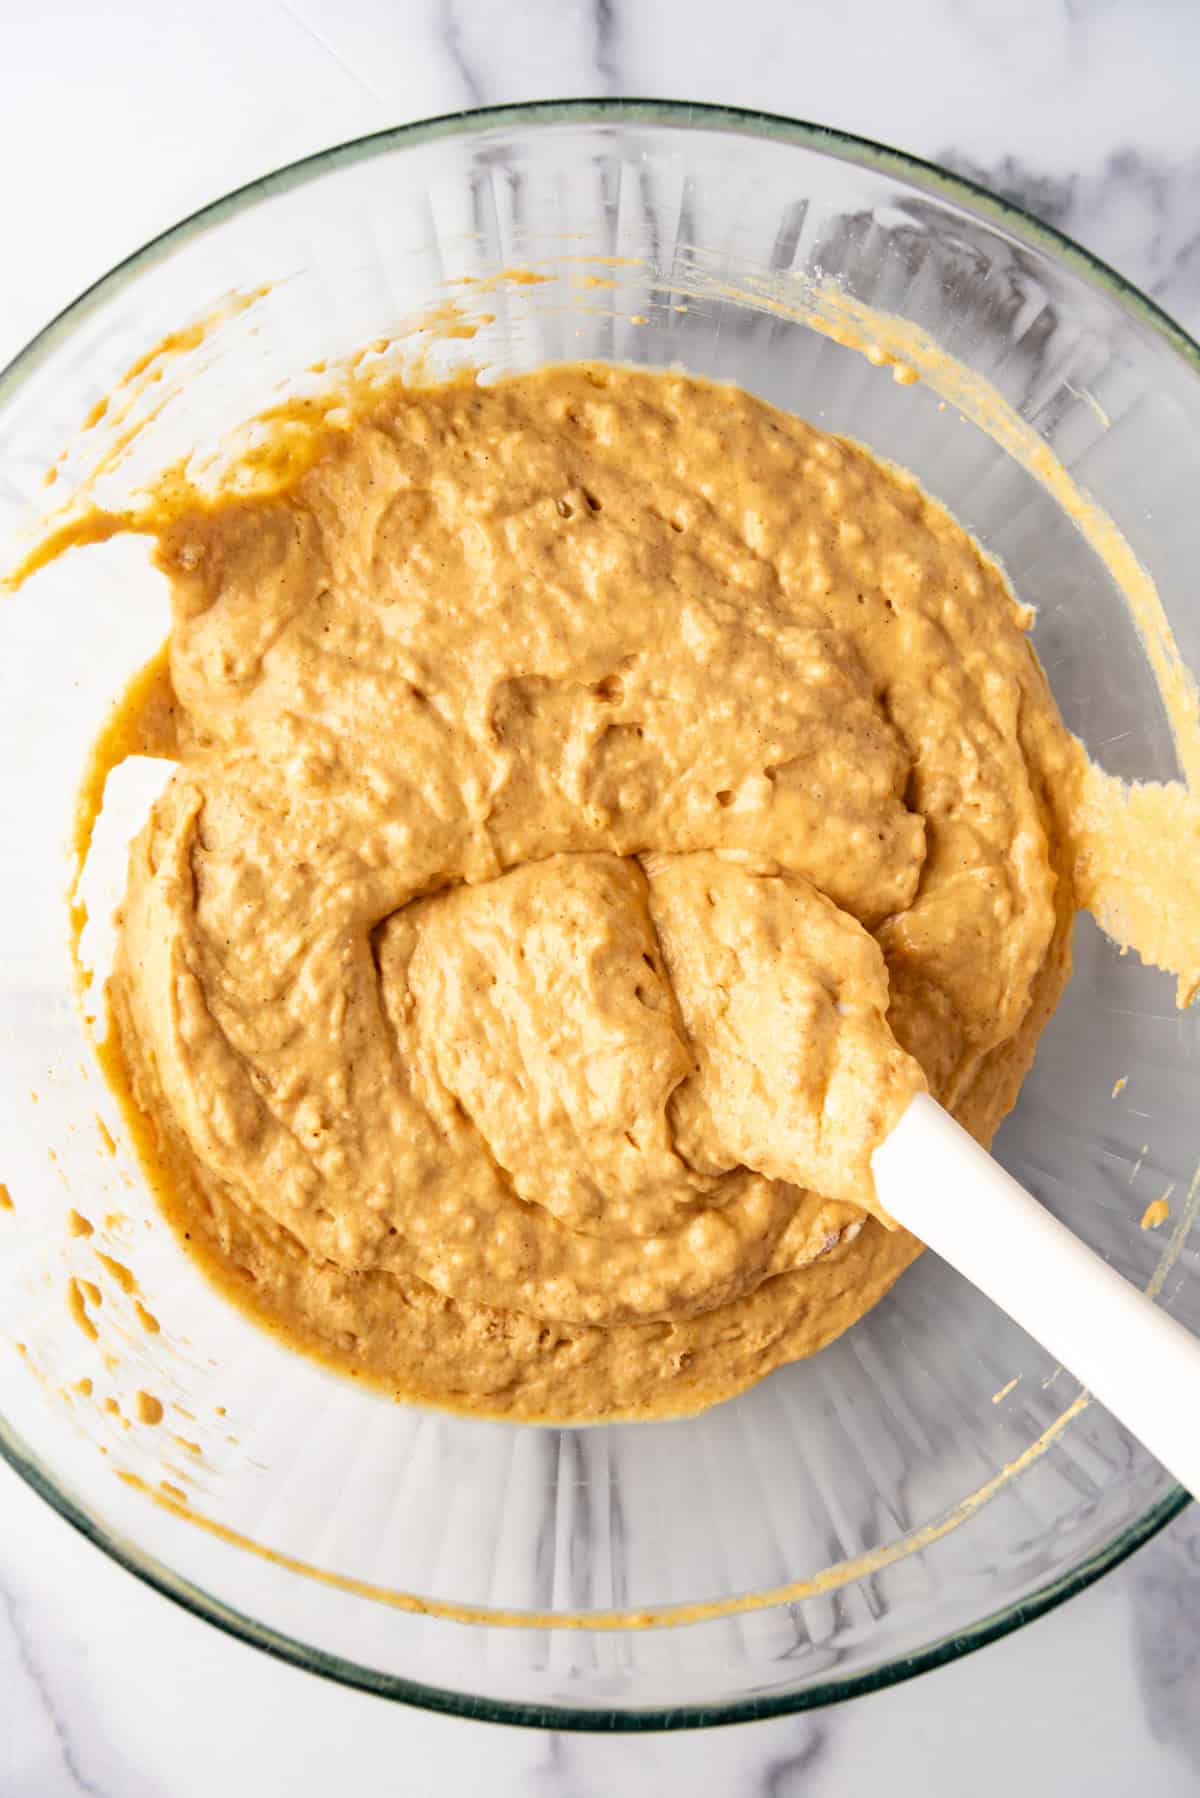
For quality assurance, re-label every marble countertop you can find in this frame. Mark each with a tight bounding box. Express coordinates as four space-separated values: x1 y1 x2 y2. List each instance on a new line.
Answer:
3 2 1199 1791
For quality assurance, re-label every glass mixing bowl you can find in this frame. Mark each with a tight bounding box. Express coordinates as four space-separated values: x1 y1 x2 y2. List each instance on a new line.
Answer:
0 100 1197 1731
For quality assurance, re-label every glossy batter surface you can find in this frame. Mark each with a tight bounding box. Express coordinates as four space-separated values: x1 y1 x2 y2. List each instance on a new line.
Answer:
104 365 1076 1420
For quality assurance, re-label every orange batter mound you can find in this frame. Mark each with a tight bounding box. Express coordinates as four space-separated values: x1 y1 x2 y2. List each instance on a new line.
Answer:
96 364 1079 1420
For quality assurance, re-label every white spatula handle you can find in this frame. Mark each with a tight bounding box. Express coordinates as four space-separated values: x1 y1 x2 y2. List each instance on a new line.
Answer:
872 1093 1200 1497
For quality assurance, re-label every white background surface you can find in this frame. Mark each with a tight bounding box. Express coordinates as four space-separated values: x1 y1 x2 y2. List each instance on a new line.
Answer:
3 3 1200 1792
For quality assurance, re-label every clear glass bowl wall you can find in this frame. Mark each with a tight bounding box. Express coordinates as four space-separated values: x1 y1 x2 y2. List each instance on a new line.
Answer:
0 104 1197 1729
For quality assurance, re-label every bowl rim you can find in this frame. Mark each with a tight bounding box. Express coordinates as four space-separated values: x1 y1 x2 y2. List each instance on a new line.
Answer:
0 94 1192 1732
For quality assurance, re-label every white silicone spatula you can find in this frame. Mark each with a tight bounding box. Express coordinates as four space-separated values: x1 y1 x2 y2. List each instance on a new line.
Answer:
872 1093 1200 1497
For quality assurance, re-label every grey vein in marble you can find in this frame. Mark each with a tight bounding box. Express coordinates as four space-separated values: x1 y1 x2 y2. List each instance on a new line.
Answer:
276 0 388 106
940 146 1200 338
441 0 486 107
1131 1504 1200 1781
0 1573 163 1798
593 0 621 93
439 0 620 108
535 1714 828 1794
760 1718 828 1796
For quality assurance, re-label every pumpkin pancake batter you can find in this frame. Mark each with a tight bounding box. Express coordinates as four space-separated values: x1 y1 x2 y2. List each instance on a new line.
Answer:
98 364 1079 1421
